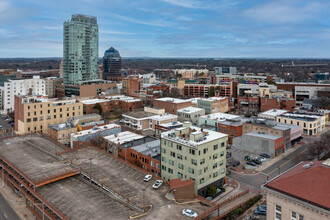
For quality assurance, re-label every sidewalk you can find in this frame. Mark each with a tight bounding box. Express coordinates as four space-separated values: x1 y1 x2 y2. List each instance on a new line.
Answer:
0 179 34 220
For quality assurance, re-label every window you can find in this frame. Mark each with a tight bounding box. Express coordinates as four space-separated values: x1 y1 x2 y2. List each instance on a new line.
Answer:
28 127 30 131
221 142 225 148
177 172 183 178
213 172 218 178
219 160 223 166
48 110 50 114
203 148 208 154
275 205 281 220
177 145 182 150
291 212 304 220
177 154 182 160
221 168 225 174
168 168 173 174
188 167 194 174
213 153 218 159
33 117 37 122
198 169 202 175
200 158 205 165
189 149 195 155
169 160 174 166
161 147 166 153
54 115 56 119
161 165 166 171
213 163 217 169
170 151 176 157
162 157 167 163
54 109 56 113
213 144 218 150
39 117 43 121
178 163 184 169
27 118 31 122
199 178 204 184
220 151 224 156
151 161 155 167
191 159 197 165
28 112 30 116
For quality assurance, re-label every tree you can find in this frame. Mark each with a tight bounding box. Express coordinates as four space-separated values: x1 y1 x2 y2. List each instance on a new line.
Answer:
206 185 217 197
92 103 102 115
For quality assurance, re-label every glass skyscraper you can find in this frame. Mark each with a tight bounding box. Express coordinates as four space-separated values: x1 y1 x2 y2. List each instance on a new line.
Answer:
63 14 99 85
103 47 122 81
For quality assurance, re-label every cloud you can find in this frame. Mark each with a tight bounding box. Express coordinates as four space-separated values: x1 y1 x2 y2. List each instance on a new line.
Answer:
100 30 135 35
243 0 324 24
112 13 172 27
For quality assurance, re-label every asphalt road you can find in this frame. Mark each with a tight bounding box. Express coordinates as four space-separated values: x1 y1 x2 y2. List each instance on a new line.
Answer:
0 193 20 220
228 172 267 194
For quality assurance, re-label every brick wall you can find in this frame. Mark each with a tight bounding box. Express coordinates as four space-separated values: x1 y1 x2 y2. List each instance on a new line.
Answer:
153 100 192 114
260 98 296 112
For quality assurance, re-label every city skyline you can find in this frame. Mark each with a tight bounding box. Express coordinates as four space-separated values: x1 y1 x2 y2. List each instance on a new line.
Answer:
1 0 330 58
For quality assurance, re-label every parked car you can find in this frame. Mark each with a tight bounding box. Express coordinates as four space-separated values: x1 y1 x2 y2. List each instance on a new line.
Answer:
259 153 270 158
254 208 266 215
258 204 267 211
251 159 262 165
152 180 163 189
232 161 240 167
119 119 124 123
257 157 266 162
226 152 231 158
244 156 250 161
182 209 198 218
247 161 257 166
144 174 152 182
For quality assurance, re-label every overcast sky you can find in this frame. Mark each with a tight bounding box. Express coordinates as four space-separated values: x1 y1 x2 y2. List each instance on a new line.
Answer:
1 0 330 58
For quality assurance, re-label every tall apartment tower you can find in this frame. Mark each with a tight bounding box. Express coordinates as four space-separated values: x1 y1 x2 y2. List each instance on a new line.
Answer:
63 14 99 85
103 47 122 81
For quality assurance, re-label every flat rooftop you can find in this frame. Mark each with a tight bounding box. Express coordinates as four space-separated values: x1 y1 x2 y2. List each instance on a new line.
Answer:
156 97 191 104
80 99 109 105
104 131 144 145
201 112 241 121
149 113 178 121
158 121 183 128
0 135 72 182
71 123 120 138
259 109 288 117
123 111 156 119
245 132 282 140
131 140 160 158
279 113 321 121
177 106 204 113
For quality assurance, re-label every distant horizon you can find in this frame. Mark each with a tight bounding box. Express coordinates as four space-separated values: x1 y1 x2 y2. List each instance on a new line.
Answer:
1 0 330 58
1 57 330 60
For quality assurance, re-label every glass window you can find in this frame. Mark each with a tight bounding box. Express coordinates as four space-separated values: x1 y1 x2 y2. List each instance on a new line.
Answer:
213 144 218 150
162 157 167 163
177 154 182 160
275 205 281 220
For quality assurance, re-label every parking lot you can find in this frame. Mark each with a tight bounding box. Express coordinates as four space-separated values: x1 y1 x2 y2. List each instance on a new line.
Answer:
0 115 14 138
227 147 270 170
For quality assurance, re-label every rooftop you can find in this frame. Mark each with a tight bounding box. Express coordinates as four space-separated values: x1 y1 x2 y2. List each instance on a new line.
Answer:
259 109 288 117
157 121 183 128
245 132 282 140
149 113 178 121
104 131 144 145
279 112 322 121
156 97 191 104
177 106 205 113
80 99 109 105
162 125 228 148
71 124 120 138
200 112 241 121
131 139 160 158
265 160 330 210
123 111 156 119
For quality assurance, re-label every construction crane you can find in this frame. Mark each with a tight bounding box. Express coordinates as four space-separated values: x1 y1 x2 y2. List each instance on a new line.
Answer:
281 61 328 67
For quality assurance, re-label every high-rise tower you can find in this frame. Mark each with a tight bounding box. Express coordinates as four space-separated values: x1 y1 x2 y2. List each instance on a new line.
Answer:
103 47 122 81
63 14 99 85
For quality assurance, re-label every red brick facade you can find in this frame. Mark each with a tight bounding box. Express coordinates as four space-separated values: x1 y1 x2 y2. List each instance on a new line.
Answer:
260 98 296 112
237 97 260 114
83 99 143 114
153 99 192 114
217 122 242 144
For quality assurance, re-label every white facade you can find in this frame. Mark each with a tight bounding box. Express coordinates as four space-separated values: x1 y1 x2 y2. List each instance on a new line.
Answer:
0 76 46 114
295 86 330 106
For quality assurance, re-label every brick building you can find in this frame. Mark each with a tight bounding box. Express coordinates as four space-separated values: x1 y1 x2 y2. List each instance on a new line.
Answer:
122 77 140 95
237 97 260 115
217 120 242 145
260 97 296 112
153 97 192 114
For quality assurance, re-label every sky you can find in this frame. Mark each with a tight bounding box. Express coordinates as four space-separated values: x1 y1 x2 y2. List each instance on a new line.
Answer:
1 0 330 58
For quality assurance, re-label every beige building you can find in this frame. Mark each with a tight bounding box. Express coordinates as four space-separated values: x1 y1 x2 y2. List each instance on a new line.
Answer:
161 122 228 196
263 160 330 220
44 77 63 98
14 95 83 134
276 112 325 136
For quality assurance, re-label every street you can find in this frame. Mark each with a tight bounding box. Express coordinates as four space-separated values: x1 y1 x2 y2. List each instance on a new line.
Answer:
0 193 20 220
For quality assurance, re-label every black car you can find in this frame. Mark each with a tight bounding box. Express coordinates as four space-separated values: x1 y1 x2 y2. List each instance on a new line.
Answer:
251 159 262 165
260 153 271 158
247 161 257 166
232 161 240 167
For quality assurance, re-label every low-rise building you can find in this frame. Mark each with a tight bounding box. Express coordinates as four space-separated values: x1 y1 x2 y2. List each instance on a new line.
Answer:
276 112 325 136
177 107 205 124
263 160 330 220
258 109 288 120
217 120 243 145
260 97 296 112
198 112 241 130
233 132 285 157
44 77 63 98
197 97 228 114
14 95 83 134
161 122 228 196
155 121 183 137
71 123 121 148
153 97 192 114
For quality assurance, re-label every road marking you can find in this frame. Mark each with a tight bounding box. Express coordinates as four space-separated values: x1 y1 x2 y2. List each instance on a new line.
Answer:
4 213 7 219
266 147 309 175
